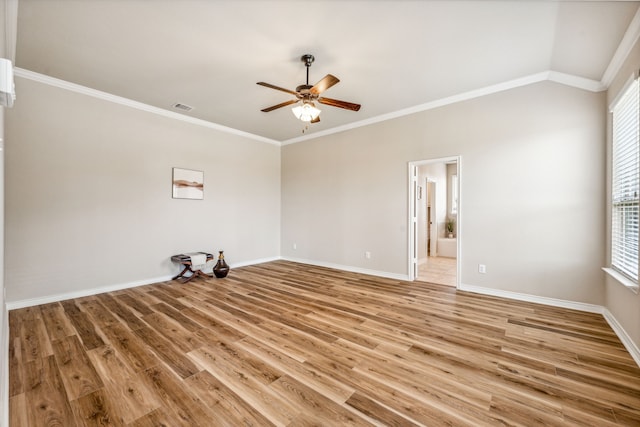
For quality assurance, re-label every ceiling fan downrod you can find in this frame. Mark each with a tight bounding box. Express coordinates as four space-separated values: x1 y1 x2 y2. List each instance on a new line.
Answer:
301 54 314 86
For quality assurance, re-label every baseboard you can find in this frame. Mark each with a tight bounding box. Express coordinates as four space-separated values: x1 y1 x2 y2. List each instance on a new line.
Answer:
281 256 410 281
1 304 8 427
231 256 281 269
460 283 640 368
5 256 285 310
603 308 640 368
5 274 175 310
458 283 604 313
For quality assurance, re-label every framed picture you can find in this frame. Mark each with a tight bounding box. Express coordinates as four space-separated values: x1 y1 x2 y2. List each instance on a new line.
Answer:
172 167 204 200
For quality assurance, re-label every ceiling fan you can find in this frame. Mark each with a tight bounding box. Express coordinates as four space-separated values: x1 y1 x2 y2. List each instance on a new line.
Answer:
257 54 361 123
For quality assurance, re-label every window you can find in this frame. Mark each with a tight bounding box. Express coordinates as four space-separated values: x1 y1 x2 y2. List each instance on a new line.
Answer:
611 77 640 283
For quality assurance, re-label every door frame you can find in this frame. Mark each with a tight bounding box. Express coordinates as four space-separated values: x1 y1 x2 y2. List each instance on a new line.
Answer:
407 155 461 286
426 179 437 257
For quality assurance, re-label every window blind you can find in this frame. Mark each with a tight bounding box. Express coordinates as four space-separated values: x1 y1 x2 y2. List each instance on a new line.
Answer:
612 77 640 282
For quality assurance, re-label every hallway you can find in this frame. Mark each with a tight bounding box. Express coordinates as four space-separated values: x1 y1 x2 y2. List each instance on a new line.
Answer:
417 256 456 287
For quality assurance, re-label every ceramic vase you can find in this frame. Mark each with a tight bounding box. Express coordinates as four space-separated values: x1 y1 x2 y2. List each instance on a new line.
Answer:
213 250 230 278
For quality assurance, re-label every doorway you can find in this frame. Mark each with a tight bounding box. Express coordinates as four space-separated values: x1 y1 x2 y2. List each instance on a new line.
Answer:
408 156 460 287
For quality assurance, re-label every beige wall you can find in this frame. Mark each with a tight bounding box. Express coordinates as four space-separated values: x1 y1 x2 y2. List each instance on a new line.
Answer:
605 38 640 349
282 81 606 304
5 77 281 303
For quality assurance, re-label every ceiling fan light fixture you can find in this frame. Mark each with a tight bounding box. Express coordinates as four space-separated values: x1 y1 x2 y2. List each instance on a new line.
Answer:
292 102 321 122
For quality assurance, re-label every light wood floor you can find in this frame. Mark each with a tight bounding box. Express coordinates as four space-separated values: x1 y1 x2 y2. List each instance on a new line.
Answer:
8 260 640 426
417 256 457 287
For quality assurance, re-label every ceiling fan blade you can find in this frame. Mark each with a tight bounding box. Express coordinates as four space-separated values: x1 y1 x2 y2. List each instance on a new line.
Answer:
261 99 298 112
257 82 299 96
310 74 340 95
318 97 361 112
311 116 320 124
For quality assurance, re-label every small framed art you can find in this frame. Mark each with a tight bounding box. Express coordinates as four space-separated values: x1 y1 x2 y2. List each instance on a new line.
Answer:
172 167 204 200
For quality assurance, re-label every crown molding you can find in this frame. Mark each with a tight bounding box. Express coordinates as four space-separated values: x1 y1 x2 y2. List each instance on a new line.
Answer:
547 71 606 92
13 68 281 146
283 71 604 145
14 66 606 148
602 6 640 87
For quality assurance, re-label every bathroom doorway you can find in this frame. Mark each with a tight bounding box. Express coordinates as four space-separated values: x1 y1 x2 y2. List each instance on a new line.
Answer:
408 156 460 287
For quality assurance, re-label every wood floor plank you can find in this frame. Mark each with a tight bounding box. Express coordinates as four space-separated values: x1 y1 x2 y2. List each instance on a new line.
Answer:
23 355 78 427
51 335 104 401
149 302 201 332
184 370 276 427
126 407 181 427
140 311 203 352
69 388 125 427
188 345 299 426
8 260 640 426
100 323 160 374
9 393 28 427
8 336 24 396
95 294 147 331
139 364 215 427
60 300 105 351
346 391 421 426
132 326 201 379
18 310 54 362
235 335 355 403
40 302 77 342
86 345 161 423
270 375 376 426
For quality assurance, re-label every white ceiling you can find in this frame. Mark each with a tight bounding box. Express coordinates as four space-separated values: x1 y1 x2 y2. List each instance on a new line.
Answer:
14 0 640 143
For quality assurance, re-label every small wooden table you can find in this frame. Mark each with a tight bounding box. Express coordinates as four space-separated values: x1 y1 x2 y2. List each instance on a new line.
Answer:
171 252 214 283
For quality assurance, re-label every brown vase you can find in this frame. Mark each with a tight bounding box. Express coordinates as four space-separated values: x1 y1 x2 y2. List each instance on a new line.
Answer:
213 250 230 278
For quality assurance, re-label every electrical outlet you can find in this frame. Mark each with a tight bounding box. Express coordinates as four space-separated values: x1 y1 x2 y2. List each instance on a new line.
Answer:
478 264 486 274
365 251 371 259
293 243 297 250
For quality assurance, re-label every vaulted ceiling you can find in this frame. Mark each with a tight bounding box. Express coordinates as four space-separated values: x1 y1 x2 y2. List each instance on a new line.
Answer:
14 0 640 143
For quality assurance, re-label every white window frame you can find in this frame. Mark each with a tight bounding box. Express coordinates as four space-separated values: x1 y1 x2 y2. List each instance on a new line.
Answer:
608 74 640 292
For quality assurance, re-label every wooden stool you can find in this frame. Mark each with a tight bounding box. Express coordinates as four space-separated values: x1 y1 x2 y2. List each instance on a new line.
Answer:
170 252 214 283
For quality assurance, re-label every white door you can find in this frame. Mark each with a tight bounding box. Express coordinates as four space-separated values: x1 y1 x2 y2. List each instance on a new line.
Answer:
409 164 418 280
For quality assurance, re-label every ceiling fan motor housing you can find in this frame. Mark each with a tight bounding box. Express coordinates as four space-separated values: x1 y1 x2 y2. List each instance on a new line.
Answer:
301 54 315 67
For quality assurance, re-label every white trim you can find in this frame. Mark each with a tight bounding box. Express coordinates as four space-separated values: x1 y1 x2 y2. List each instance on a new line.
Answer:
13 68 281 146
282 71 604 145
603 267 639 294
547 71 606 92
603 308 640 368
6 274 174 310
281 256 409 281
459 282 640 368
608 71 639 113
5 256 283 310
408 163 418 281
407 156 461 287
230 256 280 269
601 6 640 88
15 66 608 148
458 283 604 314
0 304 8 427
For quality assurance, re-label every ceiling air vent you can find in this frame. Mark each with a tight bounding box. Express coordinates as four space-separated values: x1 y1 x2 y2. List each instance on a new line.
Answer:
172 103 193 112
